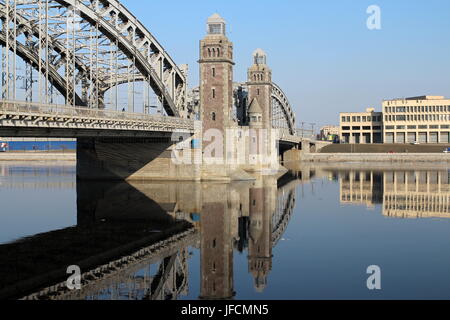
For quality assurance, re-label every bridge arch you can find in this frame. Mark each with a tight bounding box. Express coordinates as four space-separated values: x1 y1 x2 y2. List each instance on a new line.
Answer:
271 82 296 135
0 34 85 106
0 0 187 116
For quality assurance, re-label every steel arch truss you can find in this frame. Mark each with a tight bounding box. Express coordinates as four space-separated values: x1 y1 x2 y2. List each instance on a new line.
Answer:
0 0 187 117
272 187 296 247
271 82 296 135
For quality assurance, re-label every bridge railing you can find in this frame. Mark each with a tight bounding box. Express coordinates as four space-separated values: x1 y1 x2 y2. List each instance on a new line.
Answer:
278 128 316 141
295 128 316 141
0 100 195 130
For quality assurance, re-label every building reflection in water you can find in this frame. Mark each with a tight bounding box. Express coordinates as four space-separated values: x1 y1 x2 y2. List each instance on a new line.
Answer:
339 169 450 218
9 171 300 300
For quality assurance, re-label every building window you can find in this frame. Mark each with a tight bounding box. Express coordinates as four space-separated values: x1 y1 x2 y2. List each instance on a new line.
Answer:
212 67 216 77
212 112 216 121
212 88 216 99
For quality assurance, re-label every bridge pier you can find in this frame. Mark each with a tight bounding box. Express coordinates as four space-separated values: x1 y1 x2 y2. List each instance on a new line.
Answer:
77 136 201 181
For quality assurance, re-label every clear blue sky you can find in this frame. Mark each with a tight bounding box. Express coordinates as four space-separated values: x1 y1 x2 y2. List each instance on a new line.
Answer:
123 0 450 127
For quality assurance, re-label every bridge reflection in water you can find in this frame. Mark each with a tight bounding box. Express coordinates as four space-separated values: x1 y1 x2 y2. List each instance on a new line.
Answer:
0 170 300 300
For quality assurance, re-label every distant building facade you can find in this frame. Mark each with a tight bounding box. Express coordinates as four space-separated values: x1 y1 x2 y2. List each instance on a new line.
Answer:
339 96 450 144
383 96 450 144
320 125 340 141
339 108 383 144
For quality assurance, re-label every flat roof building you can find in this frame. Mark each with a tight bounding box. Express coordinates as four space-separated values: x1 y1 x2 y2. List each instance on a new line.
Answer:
383 96 450 144
340 108 383 144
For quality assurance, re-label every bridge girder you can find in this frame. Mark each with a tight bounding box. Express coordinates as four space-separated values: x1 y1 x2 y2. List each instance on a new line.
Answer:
271 82 296 135
0 0 187 117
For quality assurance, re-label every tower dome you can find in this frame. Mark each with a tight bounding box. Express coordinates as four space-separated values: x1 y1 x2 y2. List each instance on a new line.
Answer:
207 13 225 24
207 13 226 35
253 48 267 65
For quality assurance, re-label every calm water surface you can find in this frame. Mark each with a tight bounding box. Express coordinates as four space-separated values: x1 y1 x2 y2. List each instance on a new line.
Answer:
1 161 450 300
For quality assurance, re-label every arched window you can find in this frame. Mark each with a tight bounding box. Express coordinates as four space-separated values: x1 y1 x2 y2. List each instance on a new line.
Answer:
207 48 211 57
254 74 257 81
216 47 220 57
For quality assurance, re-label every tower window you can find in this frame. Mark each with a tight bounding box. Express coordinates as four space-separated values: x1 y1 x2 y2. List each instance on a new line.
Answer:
212 88 216 99
212 112 216 121
212 67 216 77
209 24 223 35
257 89 260 96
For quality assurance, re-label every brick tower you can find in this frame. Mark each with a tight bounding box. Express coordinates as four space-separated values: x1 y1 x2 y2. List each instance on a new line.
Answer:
199 14 235 162
247 49 272 130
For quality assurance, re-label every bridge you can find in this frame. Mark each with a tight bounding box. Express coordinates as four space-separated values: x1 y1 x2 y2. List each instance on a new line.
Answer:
0 1 322 181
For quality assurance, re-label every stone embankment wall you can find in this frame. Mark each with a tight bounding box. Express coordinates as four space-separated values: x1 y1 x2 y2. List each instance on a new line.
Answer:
301 153 450 163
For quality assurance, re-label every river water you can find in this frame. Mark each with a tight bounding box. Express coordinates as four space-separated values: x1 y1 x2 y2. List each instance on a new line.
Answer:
0 161 449 300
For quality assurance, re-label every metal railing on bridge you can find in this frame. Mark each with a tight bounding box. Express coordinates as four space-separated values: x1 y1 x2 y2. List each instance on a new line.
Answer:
278 128 316 143
0 100 195 133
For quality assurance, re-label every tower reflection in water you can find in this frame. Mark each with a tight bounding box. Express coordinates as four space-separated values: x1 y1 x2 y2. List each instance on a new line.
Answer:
12 172 298 300
338 169 450 218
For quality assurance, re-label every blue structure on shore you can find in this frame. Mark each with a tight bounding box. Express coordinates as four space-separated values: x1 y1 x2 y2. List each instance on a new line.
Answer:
0 140 76 152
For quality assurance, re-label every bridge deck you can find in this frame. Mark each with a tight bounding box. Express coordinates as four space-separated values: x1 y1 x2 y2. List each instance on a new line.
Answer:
0 101 195 137
0 100 314 146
